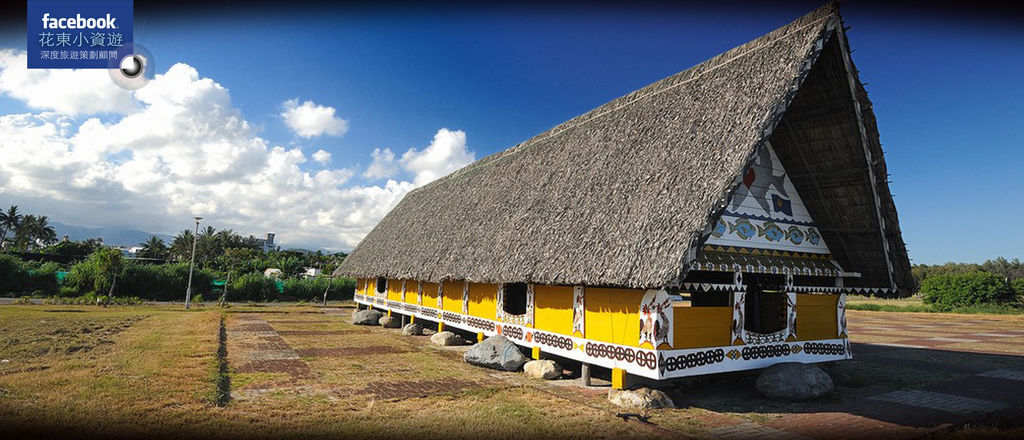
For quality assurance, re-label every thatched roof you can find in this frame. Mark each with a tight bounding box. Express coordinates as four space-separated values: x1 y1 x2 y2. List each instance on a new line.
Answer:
336 2 913 293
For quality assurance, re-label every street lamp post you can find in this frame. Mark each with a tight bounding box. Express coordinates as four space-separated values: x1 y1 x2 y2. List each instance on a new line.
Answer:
184 216 202 310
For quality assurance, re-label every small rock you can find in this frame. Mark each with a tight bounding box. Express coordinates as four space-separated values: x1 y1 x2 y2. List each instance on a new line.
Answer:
352 309 383 326
402 323 423 336
430 331 464 346
464 335 528 371
523 359 562 380
756 362 835 401
608 387 675 409
379 315 402 328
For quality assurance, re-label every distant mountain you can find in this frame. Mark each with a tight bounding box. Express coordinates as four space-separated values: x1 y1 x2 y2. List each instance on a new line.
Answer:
51 221 173 247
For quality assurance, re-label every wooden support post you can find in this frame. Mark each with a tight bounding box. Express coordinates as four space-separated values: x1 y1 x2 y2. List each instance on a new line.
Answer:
611 368 626 390
531 347 541 360
477 332 484 343
438 322 444 332
581 363 591 387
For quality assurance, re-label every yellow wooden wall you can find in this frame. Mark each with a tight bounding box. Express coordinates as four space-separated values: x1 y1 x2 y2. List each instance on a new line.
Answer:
385 278 402 301
467 283 498 320
584 287 645 347
796 294 838 341
672 306 732 349
442 280 463 313
422 282 439 307
533 285 573 334
404 281 419 304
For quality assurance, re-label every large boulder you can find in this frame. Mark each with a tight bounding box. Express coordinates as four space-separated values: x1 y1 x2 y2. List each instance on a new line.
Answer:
464 335 528 371
430 331 464 346
352 309 383 325
608 387 675 409
379 315 402 328
523 360 562 380
402 323 424 336
756 362 835 401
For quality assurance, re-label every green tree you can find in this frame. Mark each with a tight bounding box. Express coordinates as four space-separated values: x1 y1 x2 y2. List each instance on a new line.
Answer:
13 214 57 250
170 229 196 262
138 235 170 259
94 248 124 305
0 205 22 245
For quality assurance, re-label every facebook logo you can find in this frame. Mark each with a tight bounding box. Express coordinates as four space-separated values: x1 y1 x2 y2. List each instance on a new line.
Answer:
28 0 134 69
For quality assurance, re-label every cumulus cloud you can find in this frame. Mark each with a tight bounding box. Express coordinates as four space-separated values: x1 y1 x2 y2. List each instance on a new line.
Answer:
0 50 475 250
280 98 348 138
362 129 476 185
0 49 138 115
363 148 397 179
312 149 332 165
400 128 475 185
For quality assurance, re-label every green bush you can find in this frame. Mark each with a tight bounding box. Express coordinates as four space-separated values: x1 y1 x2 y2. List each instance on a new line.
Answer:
0 253 59 296
920 272 1016 311
1012 278 1024 298
115 262 215 301
228 272 279 302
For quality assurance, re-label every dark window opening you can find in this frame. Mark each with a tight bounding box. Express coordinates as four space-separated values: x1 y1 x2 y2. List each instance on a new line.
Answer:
743 274 787 334
376 277 387 294
502 283 528 315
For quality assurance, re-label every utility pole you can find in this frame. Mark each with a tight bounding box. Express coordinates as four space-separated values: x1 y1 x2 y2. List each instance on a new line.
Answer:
184 216 202 310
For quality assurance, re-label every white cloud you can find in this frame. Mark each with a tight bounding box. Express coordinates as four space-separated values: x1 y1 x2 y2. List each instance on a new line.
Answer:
0 49 138 115
400 128 475 185
312 149 332 165
363 147 397 179
362 129 476 185
281 98 348 138
0 50 476 251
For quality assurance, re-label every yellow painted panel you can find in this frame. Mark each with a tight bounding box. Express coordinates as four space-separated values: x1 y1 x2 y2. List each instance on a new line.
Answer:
467 283 498 320
442 280 463 313
422 282 439 308
796 294 838 341
387 278 403 302
534 285 573 335
584 287 645 347
672 306 732 349
404 280 419 304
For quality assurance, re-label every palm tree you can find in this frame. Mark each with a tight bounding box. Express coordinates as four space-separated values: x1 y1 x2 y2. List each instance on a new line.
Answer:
0 205 22 245
34 215 57 246
170 229 195 261
138 235 169 259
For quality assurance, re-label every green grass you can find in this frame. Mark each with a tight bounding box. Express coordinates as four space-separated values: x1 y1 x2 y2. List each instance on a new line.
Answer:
846 295 1023 315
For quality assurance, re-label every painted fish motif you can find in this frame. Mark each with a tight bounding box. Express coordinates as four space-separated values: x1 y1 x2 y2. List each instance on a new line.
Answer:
711 218 727 238
807 228 822 246
729 218 757 240
786 225 805 245
758 221 785 242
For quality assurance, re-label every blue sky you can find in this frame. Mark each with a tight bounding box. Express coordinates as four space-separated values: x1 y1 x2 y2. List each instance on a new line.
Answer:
0 2 1021 263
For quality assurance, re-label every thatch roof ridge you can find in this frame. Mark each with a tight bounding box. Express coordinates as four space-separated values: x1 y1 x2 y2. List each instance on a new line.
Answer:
337 2 911 292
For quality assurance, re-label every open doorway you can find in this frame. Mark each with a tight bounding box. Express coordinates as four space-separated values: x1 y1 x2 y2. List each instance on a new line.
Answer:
743 273 787 334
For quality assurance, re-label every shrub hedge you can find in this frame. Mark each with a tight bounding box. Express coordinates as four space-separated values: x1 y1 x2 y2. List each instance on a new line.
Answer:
920 271 1017 311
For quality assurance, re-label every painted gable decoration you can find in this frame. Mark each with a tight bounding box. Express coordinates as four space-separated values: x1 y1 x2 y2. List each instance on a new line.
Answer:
707 141 831 255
